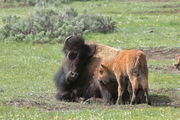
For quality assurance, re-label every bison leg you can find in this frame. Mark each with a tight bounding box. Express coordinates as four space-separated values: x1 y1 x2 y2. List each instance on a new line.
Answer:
144 90 151 105
129 76 139 105
101 89 113 105
142 87 151 105
116 76 125 105
127 80 132 104
55 91 77 102
141 77 151 105
82 97 104 104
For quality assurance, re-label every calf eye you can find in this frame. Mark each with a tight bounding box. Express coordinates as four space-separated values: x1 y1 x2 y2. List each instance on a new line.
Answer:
68 52 78 60
99 70 103 74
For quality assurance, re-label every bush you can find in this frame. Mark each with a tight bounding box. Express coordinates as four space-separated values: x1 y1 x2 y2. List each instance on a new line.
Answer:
3 0 102 6
0 8 116 43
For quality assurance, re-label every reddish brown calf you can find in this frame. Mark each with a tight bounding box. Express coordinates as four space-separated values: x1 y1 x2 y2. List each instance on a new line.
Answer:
95 50 151 105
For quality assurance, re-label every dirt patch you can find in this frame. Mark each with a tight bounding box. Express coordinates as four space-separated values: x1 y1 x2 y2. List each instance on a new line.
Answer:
150 88 180 107
155 4 180 8
133 9 180 14
142 47 180 60
2 99 69 111
1 88 180 111
1 93 88 111
148 65 180 74
0 3 34 9
128 0 179 2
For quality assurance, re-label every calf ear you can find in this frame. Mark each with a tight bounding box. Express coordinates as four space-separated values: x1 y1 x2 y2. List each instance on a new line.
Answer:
100 64 107 69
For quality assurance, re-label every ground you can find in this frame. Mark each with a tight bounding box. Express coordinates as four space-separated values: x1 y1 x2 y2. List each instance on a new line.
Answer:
0 0 180 119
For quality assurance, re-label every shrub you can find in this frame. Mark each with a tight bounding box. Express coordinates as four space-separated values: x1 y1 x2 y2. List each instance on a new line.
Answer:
0 8 116 43
3 0 103 6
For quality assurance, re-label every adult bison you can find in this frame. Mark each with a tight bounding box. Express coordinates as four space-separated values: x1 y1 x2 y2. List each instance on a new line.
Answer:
54 36 119 102
54 36 96 101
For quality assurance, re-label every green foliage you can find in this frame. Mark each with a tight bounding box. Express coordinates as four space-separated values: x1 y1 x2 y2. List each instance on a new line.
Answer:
0 8 116 43
2 0 103 6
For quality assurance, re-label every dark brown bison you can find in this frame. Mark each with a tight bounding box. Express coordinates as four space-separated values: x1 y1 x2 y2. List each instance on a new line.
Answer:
94 50 151 105
54 36 120 102
54 36 96 101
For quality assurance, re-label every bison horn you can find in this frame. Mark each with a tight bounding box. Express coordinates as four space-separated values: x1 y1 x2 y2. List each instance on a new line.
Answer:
64 35 73 46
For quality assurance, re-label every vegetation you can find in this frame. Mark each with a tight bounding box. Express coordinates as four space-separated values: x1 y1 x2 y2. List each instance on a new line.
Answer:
0 8 115 43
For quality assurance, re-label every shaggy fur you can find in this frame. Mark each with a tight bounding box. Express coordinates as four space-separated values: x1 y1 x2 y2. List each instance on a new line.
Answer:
54 36 96 101
54 36 125 102
94 50 151 105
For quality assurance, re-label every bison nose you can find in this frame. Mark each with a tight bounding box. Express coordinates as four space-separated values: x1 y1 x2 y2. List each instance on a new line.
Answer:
70 71 78 78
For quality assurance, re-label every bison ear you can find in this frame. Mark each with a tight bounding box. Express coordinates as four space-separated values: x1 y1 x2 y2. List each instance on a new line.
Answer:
87 45 96 57
100 64 107 69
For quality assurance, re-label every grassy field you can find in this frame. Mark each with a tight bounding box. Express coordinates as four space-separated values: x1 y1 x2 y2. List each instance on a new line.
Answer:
0 0 180 119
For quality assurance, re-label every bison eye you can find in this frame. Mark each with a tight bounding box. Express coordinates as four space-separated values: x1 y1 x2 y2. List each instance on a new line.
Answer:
68 52 78 60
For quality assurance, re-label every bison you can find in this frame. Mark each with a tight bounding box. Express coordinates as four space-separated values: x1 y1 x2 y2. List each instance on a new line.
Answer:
94 49 151 105
174 55 180 70
54 36 121 102
54 36 96 101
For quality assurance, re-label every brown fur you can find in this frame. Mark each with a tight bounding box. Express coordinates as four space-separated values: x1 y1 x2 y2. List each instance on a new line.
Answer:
55 36 122 102
54 36 96 101
174 55 180 70
89 42 119 61
75 43 121 100
94 49 151 105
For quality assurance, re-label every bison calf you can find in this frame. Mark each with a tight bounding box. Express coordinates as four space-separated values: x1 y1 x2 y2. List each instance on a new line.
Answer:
174 55 180 70
94 50 151 105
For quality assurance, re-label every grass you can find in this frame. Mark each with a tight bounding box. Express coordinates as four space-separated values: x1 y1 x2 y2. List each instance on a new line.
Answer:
0 0 180 119
0 106 180 120
148 60 176 66
0 41 180 119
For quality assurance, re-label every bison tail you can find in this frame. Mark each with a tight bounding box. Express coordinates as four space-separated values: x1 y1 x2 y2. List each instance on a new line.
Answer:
133 52 148 76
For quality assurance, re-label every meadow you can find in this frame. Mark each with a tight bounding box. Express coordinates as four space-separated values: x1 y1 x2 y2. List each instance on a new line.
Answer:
0 0 180 119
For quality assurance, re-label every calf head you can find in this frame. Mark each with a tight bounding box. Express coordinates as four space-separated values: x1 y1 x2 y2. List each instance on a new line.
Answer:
95 64 113 85
63 36 96 82
174 63 180 70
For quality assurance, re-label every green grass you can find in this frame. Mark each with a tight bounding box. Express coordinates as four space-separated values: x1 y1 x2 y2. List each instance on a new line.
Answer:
0 41 180 119
148 60 176 66
0 0 180 48
0 0 180 119
149 72 180 89
0 106 180 120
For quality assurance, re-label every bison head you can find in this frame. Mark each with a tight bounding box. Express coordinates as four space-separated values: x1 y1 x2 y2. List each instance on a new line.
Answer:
62 36 96 82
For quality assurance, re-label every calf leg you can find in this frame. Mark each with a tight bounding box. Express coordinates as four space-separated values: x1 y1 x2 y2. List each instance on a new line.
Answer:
116 86 124 104
116 76 125 105
144 90 151 105
129 76 139 105
141 79 151 105
127 80 132 103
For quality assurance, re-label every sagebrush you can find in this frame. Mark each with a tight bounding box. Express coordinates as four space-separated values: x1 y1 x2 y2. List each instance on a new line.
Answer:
0 8 116 43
